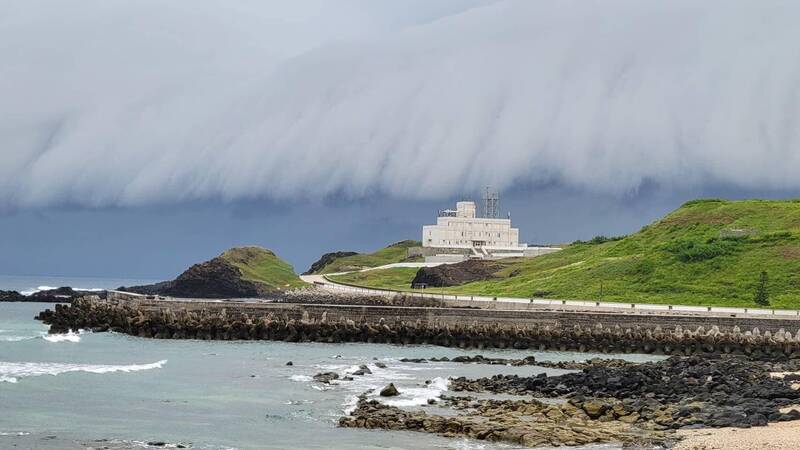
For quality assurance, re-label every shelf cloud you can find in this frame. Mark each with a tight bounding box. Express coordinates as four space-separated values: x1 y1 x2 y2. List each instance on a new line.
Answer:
1 0 798 208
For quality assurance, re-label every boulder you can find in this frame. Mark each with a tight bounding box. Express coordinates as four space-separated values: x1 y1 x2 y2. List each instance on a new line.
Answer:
380 383 400 397
352 365 372 376
313 372 340 384
582 400 609 419
410 260 503 287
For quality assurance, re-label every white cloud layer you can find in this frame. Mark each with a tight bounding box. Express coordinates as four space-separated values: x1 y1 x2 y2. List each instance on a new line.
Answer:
1 0 799 208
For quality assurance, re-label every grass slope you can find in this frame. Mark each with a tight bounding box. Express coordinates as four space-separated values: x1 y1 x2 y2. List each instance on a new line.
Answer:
331 199 800 308
220 247 305 290
316 240 421 274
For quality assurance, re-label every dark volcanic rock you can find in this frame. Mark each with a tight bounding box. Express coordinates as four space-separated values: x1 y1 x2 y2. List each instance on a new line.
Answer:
313 372 340 384
0 290 27 302
1 287 104 303
450 355 800 429
164 257 266 298
303 251 358 275
120 280 174 296
123 257 270 299
379 383 400 397
411 260 503 287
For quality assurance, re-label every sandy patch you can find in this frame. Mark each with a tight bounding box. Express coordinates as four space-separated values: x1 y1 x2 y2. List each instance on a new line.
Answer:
769 372 800 390
675 421 800 450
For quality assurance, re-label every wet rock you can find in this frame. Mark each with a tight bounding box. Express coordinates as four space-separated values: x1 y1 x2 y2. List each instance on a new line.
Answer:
339 398 667 448
450 356 800 430
375 362 387 369
380 383 400 397
285 361 293 366
352 365 372 376
581 400 609 419
313 372 339 384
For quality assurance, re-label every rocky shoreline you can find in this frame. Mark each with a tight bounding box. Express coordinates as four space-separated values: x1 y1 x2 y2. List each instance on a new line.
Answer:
0 287 106 303
398 354 633 370
339 356 800 448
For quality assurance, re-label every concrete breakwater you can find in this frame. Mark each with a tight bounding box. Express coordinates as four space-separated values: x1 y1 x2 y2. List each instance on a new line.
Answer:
35 294 800 358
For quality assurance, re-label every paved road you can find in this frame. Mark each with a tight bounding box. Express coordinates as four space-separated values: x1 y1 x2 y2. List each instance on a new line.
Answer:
299 265 800 320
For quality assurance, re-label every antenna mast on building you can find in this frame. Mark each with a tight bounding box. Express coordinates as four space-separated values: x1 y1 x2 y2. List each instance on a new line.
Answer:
483 186 499 219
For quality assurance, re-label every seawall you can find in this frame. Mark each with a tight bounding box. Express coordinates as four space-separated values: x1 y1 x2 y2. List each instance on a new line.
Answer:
36 293 800 358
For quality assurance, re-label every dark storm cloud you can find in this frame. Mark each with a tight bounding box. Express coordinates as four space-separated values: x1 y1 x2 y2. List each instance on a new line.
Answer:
1 0 798 208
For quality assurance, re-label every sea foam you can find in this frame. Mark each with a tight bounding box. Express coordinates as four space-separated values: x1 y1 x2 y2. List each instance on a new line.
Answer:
42 331 82 343
0 360 167 383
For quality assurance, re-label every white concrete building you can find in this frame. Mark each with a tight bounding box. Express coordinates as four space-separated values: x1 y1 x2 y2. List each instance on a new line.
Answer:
420 200 561 262
422 201 520 249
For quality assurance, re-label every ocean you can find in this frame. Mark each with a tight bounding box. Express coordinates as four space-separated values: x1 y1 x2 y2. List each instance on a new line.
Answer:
1 277 663 450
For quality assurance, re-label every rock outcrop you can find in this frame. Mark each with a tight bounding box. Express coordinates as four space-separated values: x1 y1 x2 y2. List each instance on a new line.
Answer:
0 290 27 302
340 356 800 447
121 247 300 299
450 356 800 429
340 397 668 448
411 260 502 287
399 355 632 370
1 287 105 303
124 257 267 298
303 251 358 275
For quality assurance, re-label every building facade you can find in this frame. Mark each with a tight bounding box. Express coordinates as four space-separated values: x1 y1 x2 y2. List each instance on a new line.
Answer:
422 201 521 249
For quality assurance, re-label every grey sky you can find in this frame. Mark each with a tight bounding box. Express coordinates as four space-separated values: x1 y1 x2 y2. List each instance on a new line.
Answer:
1 1 798 279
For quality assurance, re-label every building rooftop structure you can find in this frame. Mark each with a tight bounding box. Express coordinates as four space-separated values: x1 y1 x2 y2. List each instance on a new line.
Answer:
418 192 562 263
423 200 521 250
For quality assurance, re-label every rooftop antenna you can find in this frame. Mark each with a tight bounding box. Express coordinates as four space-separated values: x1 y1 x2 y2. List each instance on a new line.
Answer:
482 186 499 219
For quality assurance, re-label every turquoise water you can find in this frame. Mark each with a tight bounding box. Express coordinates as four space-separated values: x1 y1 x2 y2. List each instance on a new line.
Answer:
1 302 663 449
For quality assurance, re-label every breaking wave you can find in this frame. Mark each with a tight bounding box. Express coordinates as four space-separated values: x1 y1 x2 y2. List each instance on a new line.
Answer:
42 331 82 343
0 330 85 343
0 360 167 383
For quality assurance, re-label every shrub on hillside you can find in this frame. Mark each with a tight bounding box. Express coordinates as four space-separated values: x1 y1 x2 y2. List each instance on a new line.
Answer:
573 235 625 245
663 238 740 263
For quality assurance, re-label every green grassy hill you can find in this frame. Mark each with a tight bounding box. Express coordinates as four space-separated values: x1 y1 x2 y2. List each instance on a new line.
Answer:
220 247 305 290
331 199 800 308
312 240 421 274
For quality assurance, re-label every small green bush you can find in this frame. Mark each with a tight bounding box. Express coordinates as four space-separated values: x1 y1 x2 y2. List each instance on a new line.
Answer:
663 238 739 263
573 235 625 245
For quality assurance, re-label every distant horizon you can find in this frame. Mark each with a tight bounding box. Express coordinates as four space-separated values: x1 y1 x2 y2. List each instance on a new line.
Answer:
4 191 800 281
